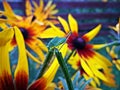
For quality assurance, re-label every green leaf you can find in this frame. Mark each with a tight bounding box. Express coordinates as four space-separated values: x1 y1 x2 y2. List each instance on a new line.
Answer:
47 37 66 49
35 48 55 79
55 48 74 90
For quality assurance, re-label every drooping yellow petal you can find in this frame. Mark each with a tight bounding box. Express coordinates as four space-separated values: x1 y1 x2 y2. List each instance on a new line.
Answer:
28 54 59 90
80 58 94 77
58 16 70 34
27 42 45 62
0 28 14 90
86 59 108 82
26 50 42 64
89 53 110 71
68 14 78 33
14 26 29 90
28 43 68 90
82 24 102 42
36 39 48 52
94 51 112 66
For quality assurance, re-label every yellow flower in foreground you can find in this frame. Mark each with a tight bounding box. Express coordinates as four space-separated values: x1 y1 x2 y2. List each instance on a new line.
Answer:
40 14 115 87
0 0 58 63
0 27 58 90
106 46 120 70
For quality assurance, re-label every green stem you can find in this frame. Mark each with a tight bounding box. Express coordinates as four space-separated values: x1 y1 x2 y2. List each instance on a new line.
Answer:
55 49 74 90
102 40 120 48
36 48 55 79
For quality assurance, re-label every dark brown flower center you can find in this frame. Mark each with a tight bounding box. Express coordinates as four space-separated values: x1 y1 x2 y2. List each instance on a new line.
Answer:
112 57 118 60
73 37 86 50
20 28 28 39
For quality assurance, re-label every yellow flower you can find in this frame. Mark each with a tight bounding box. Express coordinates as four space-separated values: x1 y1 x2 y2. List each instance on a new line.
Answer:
0 0 58 63
0 26 58 90
106 46 120 70
40 14 115 87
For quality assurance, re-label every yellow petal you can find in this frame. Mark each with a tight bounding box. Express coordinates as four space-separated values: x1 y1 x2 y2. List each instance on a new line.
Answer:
0 19 7 23
34 0 44 17
44 0 52 11
27 42 45 62
40 27 65 38
51 9 58 15
28 54 59 90
94 51 112 66
80 58 94 77
36 39 48 52
26 50 42 64
92 44 106 49
0 28 14 74
0 28 14 90
14 26 29 90
0 28 14 46
3 1 15 18
106 47 110 53
86 60 108 82
82 24 102 42
113 60 120 70
45 83 57 90
109 26 118 32
58 16 70 34
25 0 33 16
68 14 78 33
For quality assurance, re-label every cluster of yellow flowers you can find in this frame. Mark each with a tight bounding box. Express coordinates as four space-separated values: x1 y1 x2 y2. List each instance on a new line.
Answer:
0 0 120 90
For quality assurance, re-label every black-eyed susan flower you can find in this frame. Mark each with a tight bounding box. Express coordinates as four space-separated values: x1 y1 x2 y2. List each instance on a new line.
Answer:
40 14 115 87
0 0 58 63
0 26 59 90
106 46 120 70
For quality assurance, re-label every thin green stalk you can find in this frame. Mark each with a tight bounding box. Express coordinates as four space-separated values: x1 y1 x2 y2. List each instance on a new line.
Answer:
102 40 120 49
55 49 74 90
36 48 55 79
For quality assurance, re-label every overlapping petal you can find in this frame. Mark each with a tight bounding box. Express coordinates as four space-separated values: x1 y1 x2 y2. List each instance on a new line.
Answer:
82 24 101 42
0 0 58 63
14 27 29 90
0 28 14 90
41 14 114 87
0 26 60 90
